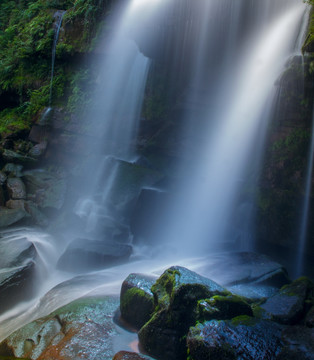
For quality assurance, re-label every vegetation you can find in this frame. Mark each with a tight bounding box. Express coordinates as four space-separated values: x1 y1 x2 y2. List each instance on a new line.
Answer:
0 0 111 137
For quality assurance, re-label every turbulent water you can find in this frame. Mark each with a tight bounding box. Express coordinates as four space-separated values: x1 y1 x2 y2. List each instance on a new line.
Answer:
0 0 310 345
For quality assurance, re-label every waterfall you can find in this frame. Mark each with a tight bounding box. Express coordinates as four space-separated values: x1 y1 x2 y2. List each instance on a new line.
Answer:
295 104 314 277
49 11 65 106
157 0 307 255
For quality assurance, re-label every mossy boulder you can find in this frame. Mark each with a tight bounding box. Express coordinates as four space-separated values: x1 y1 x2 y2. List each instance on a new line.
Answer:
120 273 157 330
187 318 284 360
260 277 314 324
2 150 37 165
0 296 120 360
138 266 227 360
197 294 253 322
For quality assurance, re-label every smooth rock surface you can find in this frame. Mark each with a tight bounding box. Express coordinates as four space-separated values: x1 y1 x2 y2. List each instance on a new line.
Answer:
0 207 28 228
57 238 132 272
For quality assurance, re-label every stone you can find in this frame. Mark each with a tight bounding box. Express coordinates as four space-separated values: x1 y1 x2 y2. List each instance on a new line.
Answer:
260 277 313 325
305 306 314 328
24 201 49 227
28 141 48 158
187 318 284 360
2 149 37 164
113 351 155 360
57 238 132 273
197 294 253 322
6 178 26 199
198 252 290 289
2 163 23 177
0 207 28 228
23 169 66 210
0 170 7 184
0 186 5 206
0 233 38 314
278 325 314 360
6 199 25 210
138 266 227 360
120 273 157 330
0 296 120 360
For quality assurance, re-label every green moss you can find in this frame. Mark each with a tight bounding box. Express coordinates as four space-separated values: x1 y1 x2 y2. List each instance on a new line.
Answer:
231 315 257 327
151 269 180 309
251 305 266 319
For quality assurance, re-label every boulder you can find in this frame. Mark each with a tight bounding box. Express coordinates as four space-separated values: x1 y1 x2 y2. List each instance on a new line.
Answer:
6 178 26 199
120 273 157 330
113 351 155 360
197 294 253 322
0 207 28 228
57 238 132 273
28 141 48 158
23 169 66 210
0 296 120 360
24 202 49 227
2 163 23 177
260 277 314 324
187 318 284 360
278 325 314 360
0 186 5 206
138 266 227 360
0 233 38 314
2 149 37 164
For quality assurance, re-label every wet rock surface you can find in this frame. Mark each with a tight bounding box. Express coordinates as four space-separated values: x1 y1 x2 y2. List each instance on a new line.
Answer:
0 234 38 314
0 296 120 360
120 273 157 330
57 238 132 272
187 318 284 360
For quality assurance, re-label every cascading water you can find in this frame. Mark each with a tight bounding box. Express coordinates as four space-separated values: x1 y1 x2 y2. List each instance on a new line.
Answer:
157 0 308 256
0 0 312 350
295 104 314 277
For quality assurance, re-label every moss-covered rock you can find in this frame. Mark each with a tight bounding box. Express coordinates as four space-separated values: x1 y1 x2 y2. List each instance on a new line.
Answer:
120 273 156 330
197 295 253 322
138 266 228 360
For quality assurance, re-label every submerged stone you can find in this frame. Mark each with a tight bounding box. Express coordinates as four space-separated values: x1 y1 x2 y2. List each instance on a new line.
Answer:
187 319 283 360
120 273 157 330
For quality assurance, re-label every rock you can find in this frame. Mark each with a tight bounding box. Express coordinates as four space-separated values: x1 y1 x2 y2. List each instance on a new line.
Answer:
260 277 314 325
120 273 157 330
6 199 25 210
0 186 5 206
113 351 155 360
199 252 290 289
138 266 227 360
187 318 284 360
28 141 48 158
6 178 26 199
0 207 28 227
0 233 38 314
23 169 66 210
197 294 253 322
278 325 314 360
57 238 132 273
24 201 49 227
305 306 314 328
0 170 7 184
130 188 169 243
2 163 23 177
0 296 120 360
2 149 37 164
